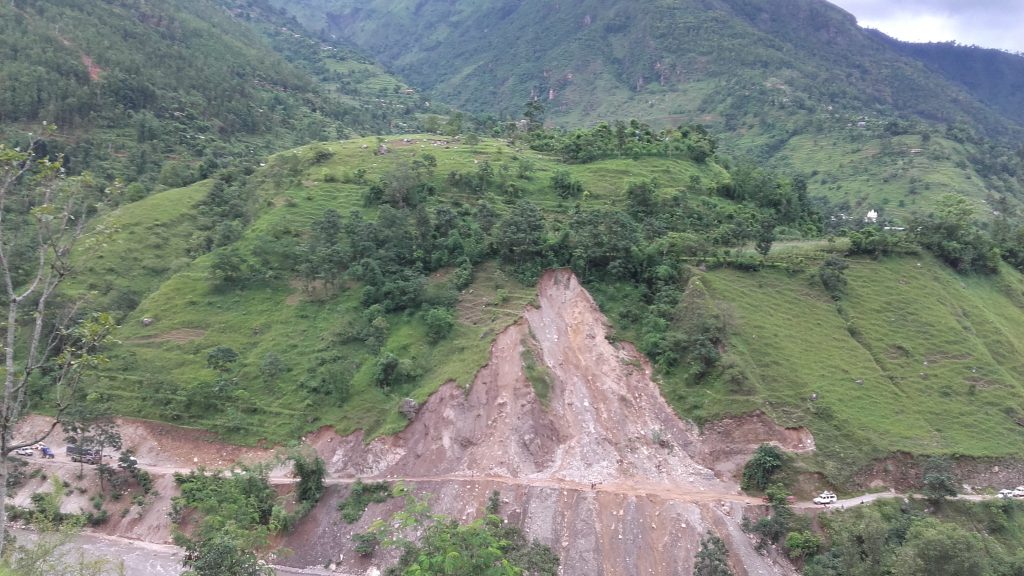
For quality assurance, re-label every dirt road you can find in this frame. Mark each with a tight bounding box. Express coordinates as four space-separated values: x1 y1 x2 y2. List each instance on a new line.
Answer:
10 270 1007 576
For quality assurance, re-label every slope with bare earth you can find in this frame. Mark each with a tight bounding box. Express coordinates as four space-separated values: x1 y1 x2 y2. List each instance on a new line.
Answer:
284 269 798 576
10 270 806 574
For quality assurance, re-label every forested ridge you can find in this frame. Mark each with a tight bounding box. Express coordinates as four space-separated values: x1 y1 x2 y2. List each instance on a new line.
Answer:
0 0 422 192
271 0 1024 217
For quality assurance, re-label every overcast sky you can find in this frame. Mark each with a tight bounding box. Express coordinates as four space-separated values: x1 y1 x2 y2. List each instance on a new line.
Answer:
829 0 1024 53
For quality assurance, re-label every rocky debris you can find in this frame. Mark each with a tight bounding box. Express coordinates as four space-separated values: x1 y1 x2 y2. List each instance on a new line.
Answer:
398 398 419 420
290 269 797 576
696 412 816 483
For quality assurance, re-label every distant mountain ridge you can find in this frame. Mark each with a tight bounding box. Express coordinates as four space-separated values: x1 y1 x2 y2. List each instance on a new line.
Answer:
872 34 1024 127
0 0 421 185
272 0 1024 140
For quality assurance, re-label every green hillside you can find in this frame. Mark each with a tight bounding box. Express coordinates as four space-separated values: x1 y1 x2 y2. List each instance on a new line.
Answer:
877 35 1024 127
50 131 1024 487
270 0 1024 213
694 257 1024 481
0 0 423 188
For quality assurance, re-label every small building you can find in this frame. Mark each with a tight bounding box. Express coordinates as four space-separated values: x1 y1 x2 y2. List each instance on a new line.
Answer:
865 209 878 223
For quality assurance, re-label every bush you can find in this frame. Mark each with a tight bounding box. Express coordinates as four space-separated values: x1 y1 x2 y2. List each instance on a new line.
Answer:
337 480 393 524
818 255 848 300
551 169 583 199
921 457 957 504
694 533 734 576
353 531 380 556
741 444 785 491
785 530 822 559
423 307 455 342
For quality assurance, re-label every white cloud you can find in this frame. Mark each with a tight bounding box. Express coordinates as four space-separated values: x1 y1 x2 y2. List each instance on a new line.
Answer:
829 0 1024 52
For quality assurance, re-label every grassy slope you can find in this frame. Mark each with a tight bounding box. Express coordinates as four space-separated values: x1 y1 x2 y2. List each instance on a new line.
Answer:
72 136 1024 483
692 256 1024 481
63 182 211 311
89 136 725 442
272 0 1024 215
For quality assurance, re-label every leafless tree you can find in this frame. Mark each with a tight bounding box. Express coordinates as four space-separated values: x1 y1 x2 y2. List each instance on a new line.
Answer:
0 126 113 554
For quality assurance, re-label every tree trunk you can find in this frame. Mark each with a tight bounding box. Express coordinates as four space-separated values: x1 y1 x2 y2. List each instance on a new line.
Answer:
0 455 9 557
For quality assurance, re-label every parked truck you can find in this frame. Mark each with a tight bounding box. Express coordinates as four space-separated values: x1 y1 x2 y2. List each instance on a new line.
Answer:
66 445 102 464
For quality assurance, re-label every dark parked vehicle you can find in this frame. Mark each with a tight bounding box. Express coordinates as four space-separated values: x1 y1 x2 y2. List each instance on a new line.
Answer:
66 445 102 464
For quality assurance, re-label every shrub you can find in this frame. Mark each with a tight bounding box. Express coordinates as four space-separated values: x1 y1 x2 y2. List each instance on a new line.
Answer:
741 444 785 491
423 307 455 342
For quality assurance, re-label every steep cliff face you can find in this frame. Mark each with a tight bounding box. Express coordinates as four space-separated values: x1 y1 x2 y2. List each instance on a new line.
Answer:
293 270 798 575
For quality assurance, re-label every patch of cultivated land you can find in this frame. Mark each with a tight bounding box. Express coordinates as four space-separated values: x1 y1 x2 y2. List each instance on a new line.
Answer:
687 256 1024 482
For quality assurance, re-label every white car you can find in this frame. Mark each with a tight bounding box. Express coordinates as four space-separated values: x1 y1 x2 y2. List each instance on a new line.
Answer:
813 491 838 505
1013 487 1024 498
998 489 1014 499
14 447 33 456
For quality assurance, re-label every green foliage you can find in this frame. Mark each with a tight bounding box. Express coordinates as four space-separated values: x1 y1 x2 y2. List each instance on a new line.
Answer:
0 0 420 186
550 170 582 199
0 518 124 575
805 498 1024 576
181 534 274 576
920 457 958 504
818 255 849 300
206 346 240 373
912 195 1000 274
292 454 327 505
374 490 559 576
532 121 719 165
890 519 988 576
742 445 785 492
785 530 822 560
520 339 553 408
338 480 393 524
423 308 455 343
693 533 733 576
847 228 912 258
171 464 278 574
744 484 803 548
74 130 1024 489
352 530 381 556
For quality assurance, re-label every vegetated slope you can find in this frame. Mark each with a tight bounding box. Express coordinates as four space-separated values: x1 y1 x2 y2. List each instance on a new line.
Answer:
0 0 423 187
668 257 1024 483
876 35 1024 127
270 0 1024 210
65 133 738 443
61 181 213 315
65 133 1024 490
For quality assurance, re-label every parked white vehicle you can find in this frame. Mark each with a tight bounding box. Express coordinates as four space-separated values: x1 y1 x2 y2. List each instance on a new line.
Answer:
14 447 33 456
998 489 1014 499
1012 486 1024 498
813 491 838 505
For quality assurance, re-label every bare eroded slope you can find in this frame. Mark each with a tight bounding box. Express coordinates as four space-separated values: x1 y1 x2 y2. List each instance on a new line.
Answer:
290 270 797 576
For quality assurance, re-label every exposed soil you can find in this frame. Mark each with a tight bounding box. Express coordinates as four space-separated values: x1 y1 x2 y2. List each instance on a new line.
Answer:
128 328 207 344
696 412 816 483
286 270 797 576
11 415 282 544
80 54 102 81
9 270 809 575
855 452 1024 494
